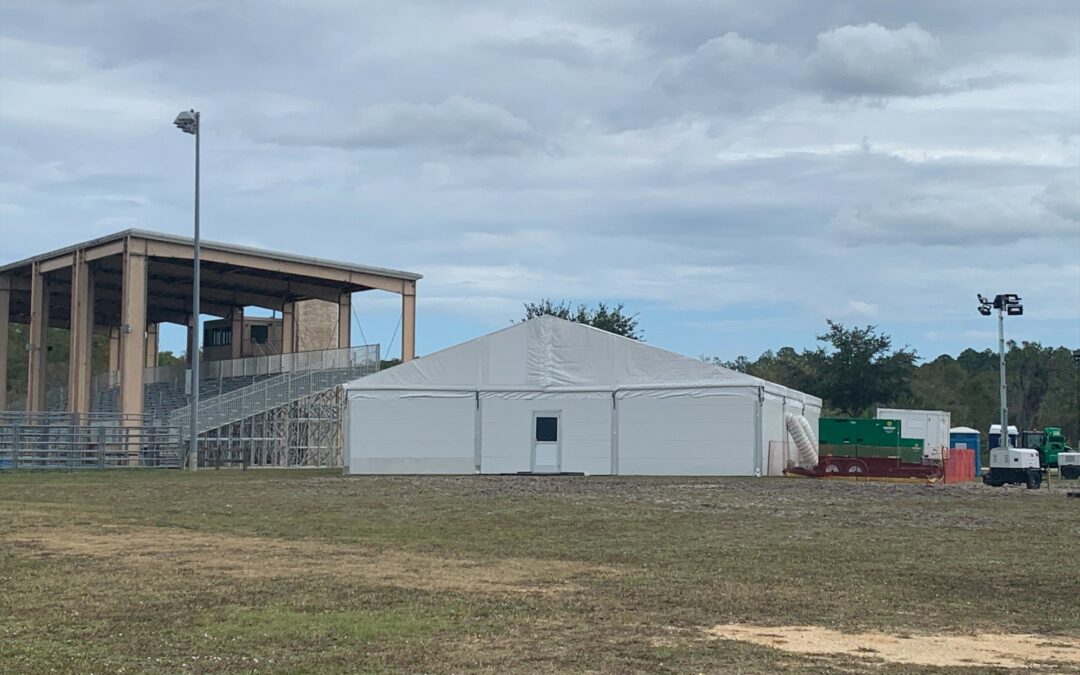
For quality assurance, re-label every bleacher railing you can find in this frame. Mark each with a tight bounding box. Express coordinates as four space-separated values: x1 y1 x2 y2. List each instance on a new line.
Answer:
0 412 182 470
168 344 379 436
91 344 381 393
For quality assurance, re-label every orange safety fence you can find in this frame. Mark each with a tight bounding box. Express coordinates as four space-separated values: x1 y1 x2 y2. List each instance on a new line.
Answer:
943 448 976 483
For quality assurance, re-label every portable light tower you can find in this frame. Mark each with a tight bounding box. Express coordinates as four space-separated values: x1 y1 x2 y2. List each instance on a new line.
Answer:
977 293 1023 449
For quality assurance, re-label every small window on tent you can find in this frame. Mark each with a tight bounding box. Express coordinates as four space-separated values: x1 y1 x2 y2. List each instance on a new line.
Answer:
536 416 558 443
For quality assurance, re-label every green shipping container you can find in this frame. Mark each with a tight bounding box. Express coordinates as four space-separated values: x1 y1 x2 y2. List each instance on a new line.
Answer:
818 417 903 448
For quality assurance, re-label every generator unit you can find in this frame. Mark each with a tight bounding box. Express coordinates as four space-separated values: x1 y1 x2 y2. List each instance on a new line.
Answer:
1058 452 1080 480
983 447 1043 489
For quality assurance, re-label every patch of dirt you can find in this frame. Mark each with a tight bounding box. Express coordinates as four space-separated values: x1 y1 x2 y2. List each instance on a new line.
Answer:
5 527 613 594
705 624 1080 669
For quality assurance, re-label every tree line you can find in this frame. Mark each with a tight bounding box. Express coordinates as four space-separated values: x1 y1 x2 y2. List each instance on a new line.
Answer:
7 303 1078 448
520 301 1079 443
713 323 1079 444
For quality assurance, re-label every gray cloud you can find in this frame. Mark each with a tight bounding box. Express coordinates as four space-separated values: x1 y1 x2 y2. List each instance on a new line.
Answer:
655 32 797 112
808 23 943 99
252 96 544 156
654 22 974 115
1034 182 1080 223
1 0 1077 357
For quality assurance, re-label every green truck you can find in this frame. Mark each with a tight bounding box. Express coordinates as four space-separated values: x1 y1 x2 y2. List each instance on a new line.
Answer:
1018 427 1074 468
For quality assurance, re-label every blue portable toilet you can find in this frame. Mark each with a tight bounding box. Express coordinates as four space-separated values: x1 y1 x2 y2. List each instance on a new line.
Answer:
950 426 982 476
988 424 1018 450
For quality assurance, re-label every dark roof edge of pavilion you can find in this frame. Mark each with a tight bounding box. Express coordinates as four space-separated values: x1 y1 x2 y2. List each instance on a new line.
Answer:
0 229 423 281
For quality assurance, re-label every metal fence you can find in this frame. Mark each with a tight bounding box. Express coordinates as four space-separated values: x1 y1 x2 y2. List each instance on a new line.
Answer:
0 412 183 470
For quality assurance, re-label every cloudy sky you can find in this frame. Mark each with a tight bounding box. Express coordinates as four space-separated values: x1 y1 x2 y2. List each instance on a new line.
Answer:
1 0 1078 362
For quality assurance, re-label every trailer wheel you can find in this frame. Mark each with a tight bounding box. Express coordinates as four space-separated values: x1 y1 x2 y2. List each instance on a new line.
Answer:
1025 470 1042 490
1063 467 1079 480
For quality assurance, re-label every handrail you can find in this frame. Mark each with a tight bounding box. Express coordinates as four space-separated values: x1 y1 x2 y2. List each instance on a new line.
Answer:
168 345 379 436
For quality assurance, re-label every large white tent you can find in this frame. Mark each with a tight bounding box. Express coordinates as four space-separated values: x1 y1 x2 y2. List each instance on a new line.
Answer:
344 315 821 476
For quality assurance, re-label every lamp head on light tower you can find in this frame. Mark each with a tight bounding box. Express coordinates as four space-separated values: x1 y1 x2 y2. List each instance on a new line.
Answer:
173 109 198 135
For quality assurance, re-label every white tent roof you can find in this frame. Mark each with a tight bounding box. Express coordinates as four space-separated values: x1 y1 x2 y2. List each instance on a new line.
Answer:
346 315 821 404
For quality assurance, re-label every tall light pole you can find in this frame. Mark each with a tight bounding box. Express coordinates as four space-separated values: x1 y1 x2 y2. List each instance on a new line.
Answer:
174 109 200 470
1072 349 1080 445
978 293 1023 449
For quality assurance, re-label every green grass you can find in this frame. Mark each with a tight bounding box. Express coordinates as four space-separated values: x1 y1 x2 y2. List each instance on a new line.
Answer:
1 470 1077 673
201 606 442 642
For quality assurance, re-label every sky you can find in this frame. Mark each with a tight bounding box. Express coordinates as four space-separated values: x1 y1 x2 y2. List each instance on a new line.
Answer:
1 0 1078 364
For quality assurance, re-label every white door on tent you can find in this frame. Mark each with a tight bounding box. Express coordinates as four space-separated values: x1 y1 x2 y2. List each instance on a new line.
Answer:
532 412 561 473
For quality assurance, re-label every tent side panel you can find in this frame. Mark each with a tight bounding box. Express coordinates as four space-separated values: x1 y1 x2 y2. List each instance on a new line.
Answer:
480 398 535 474
762 396 787 476
617 394 756 475
555 398 612 475
347 395 476 474
478 396 613 474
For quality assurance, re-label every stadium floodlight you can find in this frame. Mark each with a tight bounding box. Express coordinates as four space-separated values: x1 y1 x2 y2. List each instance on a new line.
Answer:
174 109 201 470
977 292 1023 449
174 110 198 134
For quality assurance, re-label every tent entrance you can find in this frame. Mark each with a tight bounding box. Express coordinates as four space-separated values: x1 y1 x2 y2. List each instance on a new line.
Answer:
532 412 561 473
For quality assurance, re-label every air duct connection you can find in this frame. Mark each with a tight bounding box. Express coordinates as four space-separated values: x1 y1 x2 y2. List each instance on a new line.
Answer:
786 412 819 467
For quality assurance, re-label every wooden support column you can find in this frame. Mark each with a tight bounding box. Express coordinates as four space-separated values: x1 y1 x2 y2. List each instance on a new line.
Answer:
0 276 9 411
281 301 295 354
119 248 147 421
68 253 95 414
230 308 244 359
401 281 416 362
337 292 351 349
144 323 159 368
108 327 121 373
26 262 49 412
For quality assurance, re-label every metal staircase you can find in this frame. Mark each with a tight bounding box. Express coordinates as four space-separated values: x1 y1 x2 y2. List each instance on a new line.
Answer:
168 345 379 438
168 363 369 437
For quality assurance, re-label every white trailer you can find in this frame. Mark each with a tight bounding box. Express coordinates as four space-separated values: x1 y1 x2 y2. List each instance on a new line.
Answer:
876 408 952 460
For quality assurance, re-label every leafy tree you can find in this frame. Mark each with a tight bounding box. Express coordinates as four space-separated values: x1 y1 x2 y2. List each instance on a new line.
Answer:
814 321 918 417
157 351 185 367
6 325 108 406
522 299 642 340
710 321 916 417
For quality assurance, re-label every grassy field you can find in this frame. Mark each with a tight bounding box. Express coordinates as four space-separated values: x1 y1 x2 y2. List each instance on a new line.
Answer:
1 470 1078 674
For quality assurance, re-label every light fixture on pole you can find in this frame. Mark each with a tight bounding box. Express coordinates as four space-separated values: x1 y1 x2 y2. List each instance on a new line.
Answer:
174 109 201 471
977 293 1023 449
1073 349 1080 445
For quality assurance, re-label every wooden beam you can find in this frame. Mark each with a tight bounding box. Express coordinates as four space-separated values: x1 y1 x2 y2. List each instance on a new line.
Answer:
338 292 351 349
26 263 49 412
401 281 416 362
39 253 75 273
119 249 147 421
68 252 94 414
84 240 125 262
144 240 410 294
150 259 347 304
